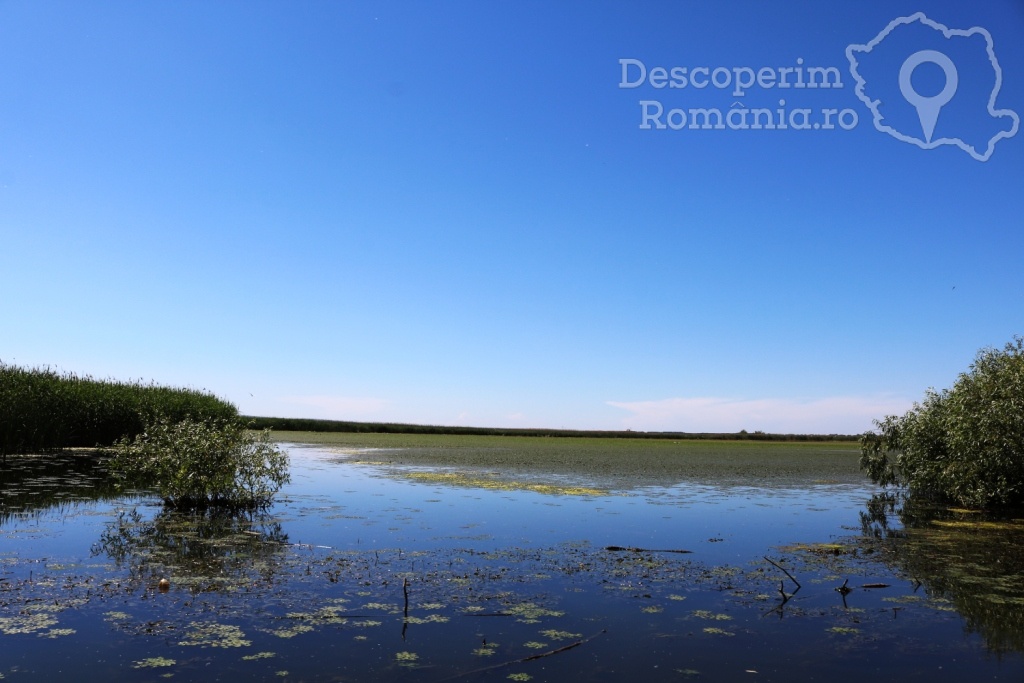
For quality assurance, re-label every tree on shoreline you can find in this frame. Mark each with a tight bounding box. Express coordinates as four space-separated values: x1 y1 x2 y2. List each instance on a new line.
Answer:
860 337 1024 508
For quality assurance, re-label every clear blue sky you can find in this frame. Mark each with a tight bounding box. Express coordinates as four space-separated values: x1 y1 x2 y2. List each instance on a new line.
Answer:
2 1 1021 434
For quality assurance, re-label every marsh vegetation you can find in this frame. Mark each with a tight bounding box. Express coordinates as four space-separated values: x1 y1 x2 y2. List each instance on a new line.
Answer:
0 363 236 457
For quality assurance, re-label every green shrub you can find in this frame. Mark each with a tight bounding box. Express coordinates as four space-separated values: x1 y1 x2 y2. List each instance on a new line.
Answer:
111 418 290 509
860 337 1024 508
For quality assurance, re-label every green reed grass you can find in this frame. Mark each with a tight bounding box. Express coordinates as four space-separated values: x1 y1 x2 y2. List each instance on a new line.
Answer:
0 362 237 457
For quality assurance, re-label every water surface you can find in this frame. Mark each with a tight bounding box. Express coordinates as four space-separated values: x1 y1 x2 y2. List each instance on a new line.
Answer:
1 443 1022 682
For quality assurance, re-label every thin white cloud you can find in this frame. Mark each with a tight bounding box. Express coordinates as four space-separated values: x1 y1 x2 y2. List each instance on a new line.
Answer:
606 395 913 435
280 395 388 419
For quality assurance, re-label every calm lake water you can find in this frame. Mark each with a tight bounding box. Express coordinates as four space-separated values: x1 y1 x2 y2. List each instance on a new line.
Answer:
1 443 1023 682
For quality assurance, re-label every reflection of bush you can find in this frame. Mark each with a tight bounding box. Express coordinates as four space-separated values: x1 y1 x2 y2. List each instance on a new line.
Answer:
0 452 122 526
861 492 1024 654
94 506 289 592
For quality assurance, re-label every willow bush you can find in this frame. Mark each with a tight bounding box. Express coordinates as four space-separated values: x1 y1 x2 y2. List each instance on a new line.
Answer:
111 418 290 509
861 337 1024 508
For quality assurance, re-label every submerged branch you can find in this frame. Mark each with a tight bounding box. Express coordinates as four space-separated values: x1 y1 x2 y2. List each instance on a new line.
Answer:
441 629 607 681
605 546 692 554
763 556 801 589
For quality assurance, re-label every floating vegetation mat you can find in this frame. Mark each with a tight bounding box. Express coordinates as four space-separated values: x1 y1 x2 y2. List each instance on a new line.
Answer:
402 470 608 497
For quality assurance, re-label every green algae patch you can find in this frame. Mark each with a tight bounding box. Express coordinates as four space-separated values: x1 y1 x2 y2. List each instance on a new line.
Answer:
405 614 449 624
930 519 1024 532
473 642 499 656
508 602 564 623
39 628 76 638
691 610 732 621
395 651 419 668
779 542 850 556
242 652 276 661
268 624 315 638
539 629 581 640
178 622 251 648
405 471 607 497
0 614 59 635
702 627 734 636
133 657 176 669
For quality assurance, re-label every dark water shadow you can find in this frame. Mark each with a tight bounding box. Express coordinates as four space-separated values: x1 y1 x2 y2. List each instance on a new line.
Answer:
0 451 122 525
860 491 1024 654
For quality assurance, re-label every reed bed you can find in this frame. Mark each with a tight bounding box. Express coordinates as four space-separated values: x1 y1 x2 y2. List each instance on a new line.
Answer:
0 363 237 456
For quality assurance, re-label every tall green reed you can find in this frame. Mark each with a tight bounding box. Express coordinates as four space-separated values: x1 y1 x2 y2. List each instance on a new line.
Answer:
0 362 237 457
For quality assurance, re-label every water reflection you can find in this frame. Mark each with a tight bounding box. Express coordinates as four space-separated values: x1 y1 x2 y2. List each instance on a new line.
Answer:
861 492 1024 654
93 506 290 592
0 451 120 525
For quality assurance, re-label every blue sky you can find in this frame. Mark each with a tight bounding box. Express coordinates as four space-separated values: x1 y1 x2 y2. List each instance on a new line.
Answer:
1 1 1021 434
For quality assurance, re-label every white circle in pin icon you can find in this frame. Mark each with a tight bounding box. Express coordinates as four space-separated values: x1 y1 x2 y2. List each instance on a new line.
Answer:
899 49 958 144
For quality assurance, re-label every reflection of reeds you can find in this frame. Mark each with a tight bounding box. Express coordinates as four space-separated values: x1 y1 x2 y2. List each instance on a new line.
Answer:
0 363 236 457
0 451 124 526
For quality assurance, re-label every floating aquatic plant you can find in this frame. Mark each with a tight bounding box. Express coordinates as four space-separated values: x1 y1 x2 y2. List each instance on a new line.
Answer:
395 651 419 667
404 471 606 497
691 610 732 621
242 652 276 661
473 642 499 656
508 602 564 623
39 628 76 638
132 657 176 669
404 614 449 624
702 627 734 636
0 614 59 635
539 629 581 640
268 624 315 639
178 621 251 648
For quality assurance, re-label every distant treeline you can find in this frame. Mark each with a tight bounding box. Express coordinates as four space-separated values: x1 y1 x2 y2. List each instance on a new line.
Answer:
1 363 237 457
244 416 859 442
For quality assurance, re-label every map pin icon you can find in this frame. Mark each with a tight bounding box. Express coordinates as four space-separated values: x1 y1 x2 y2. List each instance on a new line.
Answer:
899 49 958 144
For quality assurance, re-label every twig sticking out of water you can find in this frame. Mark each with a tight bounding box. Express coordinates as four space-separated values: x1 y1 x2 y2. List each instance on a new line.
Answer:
762 556 801 618
605 546 692 554
440 629 607 681
836 578 851 608
763 579 800 619
763 556 801 590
